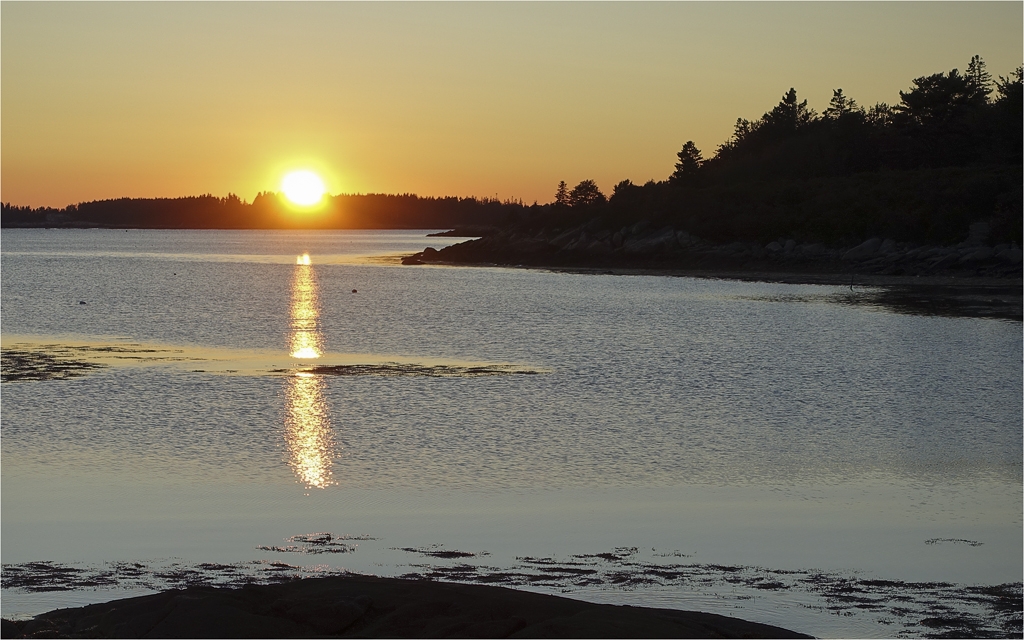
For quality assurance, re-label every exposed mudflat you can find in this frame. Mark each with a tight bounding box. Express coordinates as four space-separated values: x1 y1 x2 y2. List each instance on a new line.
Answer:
0 339 546 383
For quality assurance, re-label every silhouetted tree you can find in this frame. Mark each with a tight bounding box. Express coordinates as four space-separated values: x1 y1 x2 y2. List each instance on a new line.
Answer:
610 179 644 207
612 179 635 197
554 181 570 207
965 55 993 103
865 102 895 127
823 89 862 120
994 66 1023 161
670 141 704 186
897 69 977 126
714 118 753 159
995 65 1023 115
765 88 817 132
568 180 605 207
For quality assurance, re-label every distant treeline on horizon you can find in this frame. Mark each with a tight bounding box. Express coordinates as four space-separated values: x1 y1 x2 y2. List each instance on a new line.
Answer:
4 56 1021 245
1 192 524 231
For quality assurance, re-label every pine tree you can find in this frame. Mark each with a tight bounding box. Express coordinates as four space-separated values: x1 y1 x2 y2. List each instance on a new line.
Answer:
965 55 993 103
554 181 570 207
823 89 861 120
670 141 703 185
766 88 816 131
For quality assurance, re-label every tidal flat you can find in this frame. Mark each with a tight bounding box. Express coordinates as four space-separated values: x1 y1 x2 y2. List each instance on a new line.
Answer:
2 229 1020 638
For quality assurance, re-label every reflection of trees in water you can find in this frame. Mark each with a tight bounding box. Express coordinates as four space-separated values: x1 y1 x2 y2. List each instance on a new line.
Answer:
284 374 336 489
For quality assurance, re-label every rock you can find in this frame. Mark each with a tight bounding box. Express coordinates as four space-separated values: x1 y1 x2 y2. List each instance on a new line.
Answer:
798 243 826 256
929 254 960 270
783 239 796 253
959 247 995 263
842 237 883 261
765 242 783 253
0 574 811 639
510 239 549 254
563 231 589 252
551 227 582 248
629 221 651 236
997 248 1023 264
623 228 677 255
878 238 897 254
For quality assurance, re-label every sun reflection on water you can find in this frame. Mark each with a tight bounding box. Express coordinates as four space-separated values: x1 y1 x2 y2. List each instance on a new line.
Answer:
284 254 336 489
284 372 337 489
290 255 322 359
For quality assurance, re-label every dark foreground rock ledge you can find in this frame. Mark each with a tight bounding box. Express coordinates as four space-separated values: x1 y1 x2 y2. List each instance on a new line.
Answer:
0 574 810 638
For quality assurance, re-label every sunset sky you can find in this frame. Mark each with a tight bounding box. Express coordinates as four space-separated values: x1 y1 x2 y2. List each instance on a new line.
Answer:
3 2 1021 208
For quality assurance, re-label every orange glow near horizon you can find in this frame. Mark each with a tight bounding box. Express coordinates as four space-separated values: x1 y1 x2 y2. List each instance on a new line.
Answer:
2 3 1020 208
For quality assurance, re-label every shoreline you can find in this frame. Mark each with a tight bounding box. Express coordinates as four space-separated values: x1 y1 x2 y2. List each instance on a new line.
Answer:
0 573 810 639
406 258 1024 321
403 223 1022 320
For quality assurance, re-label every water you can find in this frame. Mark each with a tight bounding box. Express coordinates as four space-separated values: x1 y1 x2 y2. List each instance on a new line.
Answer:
2 229 1021 637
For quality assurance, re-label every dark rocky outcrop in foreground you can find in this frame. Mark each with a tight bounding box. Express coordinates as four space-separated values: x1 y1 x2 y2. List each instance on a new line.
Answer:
0 574 810 638
404 221 1022 280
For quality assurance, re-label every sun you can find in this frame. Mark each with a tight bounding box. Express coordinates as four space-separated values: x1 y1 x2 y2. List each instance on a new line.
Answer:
281 170 327 206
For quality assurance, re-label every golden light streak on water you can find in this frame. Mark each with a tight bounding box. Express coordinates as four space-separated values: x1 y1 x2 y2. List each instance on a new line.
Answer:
284 372 337 489
285 255 335 489
289 256 322 359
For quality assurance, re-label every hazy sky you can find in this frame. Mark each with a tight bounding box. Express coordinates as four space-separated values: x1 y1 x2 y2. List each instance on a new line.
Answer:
3 2 1021 208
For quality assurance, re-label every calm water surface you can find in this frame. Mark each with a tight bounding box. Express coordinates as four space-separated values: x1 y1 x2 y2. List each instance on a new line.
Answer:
2 229 1021 637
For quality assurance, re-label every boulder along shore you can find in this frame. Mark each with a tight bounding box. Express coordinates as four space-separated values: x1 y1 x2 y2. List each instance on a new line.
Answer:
0 574 810 639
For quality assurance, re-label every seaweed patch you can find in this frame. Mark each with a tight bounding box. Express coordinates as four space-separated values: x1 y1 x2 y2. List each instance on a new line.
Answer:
257 532 378 555
925 538 983 547
1 560 346 593
278 363 543 378
390 548 1023 639
393 544 486 559
1 349 106 383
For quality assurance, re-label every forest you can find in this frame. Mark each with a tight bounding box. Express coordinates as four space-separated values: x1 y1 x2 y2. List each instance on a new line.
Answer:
4 56 1021 245
532 56 1022 246
1 192 520 231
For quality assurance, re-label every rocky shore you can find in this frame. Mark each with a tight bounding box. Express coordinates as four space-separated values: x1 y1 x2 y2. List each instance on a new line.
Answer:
0 574 809 638
405 221 1022 280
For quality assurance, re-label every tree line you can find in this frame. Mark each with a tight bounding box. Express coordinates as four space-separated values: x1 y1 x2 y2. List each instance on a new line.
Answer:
1 192 523 230
538 56 1021 245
